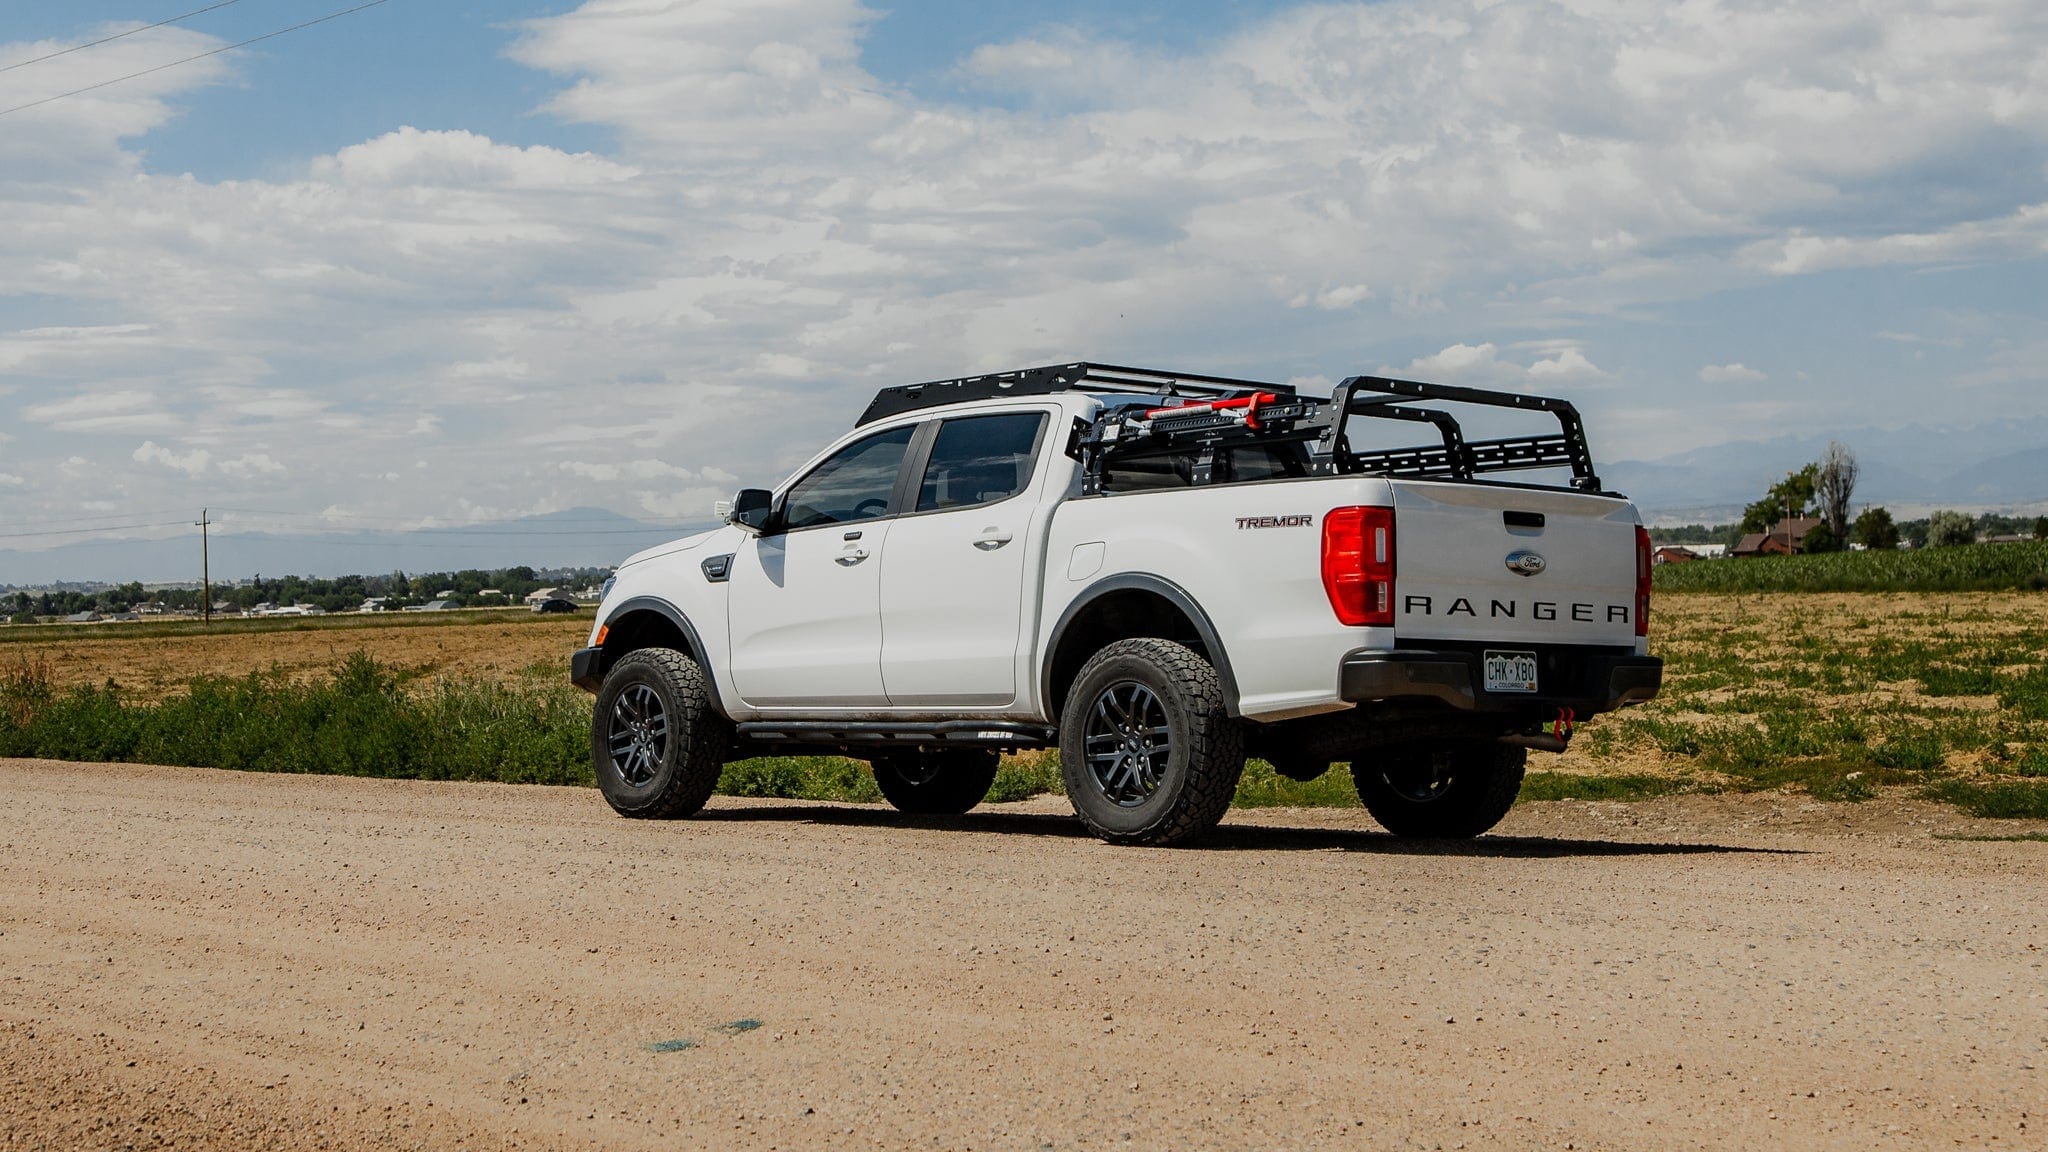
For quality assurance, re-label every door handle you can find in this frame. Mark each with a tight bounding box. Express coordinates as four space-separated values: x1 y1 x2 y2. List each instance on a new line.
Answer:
836 548 870 566
973 530 1013 551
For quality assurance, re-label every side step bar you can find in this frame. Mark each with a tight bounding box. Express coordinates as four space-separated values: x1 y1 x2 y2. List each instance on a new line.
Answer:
735 720 1057 750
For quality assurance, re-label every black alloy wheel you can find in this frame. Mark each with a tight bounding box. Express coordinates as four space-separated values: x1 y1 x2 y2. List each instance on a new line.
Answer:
1350 741 1526 838
1082 681 1172 807
607 683 668 787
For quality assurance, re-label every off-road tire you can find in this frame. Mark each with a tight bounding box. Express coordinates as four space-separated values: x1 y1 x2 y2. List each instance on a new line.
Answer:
872 749 1001 815
591 648 731 819
1058 638 1245 846
1350 741 1525 838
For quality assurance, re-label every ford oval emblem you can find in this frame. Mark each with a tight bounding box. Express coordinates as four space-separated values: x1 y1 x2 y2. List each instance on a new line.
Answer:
1505 550 1546 577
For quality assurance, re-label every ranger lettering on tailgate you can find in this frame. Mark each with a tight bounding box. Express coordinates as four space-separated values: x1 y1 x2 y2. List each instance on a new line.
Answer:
1403 595 1632 626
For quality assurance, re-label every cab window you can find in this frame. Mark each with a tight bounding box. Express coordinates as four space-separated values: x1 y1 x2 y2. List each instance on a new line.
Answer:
782 424 916 530
914 413 1047 513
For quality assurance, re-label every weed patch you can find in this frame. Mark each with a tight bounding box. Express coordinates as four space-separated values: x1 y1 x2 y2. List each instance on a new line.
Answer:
1519 772 1692 802
1922 778 2048 819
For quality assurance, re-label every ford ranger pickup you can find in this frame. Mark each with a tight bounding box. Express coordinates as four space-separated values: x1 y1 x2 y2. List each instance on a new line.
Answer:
572 363 1661 845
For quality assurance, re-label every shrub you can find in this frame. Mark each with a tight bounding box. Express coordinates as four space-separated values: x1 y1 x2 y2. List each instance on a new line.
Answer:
1925 510 1976 548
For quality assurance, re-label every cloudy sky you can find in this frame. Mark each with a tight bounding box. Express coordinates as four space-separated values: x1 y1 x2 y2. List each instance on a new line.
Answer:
2 0 2045 559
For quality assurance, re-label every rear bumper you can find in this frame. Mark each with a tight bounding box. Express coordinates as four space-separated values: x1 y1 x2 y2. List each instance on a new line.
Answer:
1340 648 1661 715
571 646 603 694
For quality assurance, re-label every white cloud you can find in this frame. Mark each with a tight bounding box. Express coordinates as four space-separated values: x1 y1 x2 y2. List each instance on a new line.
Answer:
1391 342 1612 388
132 440 211 476
216 453 286 477
4 0 2048 548
22 388 179 435
1699 363 1768 384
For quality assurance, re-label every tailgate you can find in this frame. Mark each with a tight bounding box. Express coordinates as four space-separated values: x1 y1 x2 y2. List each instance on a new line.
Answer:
1391 480 1640 646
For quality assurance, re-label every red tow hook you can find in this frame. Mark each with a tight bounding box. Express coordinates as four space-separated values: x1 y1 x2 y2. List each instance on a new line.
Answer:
1552 707 1577 745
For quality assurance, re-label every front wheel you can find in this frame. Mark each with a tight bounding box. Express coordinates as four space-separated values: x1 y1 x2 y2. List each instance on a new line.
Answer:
872 749 999 815
1350 741 1525 838
1059 638 1245 846
591 648 731 819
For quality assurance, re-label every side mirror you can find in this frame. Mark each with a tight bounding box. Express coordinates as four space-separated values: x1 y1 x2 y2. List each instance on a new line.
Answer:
728 488 775 533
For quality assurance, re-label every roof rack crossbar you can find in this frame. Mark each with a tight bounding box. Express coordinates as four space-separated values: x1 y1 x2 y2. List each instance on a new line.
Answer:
857 361 1291 426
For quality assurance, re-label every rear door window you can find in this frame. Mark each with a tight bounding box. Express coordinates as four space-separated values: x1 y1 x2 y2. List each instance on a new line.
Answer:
914 413 1047 513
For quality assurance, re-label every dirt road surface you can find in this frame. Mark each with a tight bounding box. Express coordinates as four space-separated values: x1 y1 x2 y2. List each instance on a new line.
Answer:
3 759 2043 1151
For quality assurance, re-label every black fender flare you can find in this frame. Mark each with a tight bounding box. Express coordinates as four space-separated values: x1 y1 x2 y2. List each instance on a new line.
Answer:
1040 574 1241 718
596 595 728 716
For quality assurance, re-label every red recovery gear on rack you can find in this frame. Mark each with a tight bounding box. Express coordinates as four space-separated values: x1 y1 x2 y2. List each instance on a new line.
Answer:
1143 392 1279 431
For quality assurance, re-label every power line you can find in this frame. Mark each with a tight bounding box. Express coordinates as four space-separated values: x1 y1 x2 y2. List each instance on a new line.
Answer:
0 0 393 120
0 519 191 541
0 508 191 530
0 1 246 76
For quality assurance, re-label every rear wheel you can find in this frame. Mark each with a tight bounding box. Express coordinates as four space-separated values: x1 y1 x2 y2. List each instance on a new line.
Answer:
872 749 1000 815
1350 741 1525 838
1059 638 1245 846
591 648 730 819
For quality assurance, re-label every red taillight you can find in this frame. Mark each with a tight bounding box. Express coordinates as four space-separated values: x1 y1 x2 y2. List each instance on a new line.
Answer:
1323 506 1395 627
1634 525 1652 638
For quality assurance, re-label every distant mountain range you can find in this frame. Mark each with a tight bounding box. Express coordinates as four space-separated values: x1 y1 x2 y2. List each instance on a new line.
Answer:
1607 418 2048 525
0 508 711 587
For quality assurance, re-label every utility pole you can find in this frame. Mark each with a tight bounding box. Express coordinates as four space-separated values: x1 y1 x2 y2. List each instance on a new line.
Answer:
196 508 211 624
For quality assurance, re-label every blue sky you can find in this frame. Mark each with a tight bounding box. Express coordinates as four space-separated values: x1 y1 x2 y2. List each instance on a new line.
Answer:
8 1 1298 178
3 0 2047 572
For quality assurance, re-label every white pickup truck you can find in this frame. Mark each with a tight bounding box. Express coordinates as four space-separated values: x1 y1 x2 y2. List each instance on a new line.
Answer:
572 363 1661 845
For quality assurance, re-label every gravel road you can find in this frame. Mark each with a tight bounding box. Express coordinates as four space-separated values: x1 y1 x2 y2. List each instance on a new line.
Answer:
2 758 2043 1151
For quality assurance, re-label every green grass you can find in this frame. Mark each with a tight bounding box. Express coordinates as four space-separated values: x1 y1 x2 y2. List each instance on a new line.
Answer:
1921 778 2048 820
1653 541 2048 594
1519 771 1694 802
1230 759 1362 808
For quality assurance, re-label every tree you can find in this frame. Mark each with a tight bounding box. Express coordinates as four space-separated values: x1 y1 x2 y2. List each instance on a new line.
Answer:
1801 522 1840 553
1741 463 1820 534
1816 441 1859 540
2034 516 2048 541
1853 507 1900 550
1926 509 1976 547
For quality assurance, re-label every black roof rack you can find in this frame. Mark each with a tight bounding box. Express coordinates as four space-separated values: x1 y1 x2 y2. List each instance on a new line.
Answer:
856 362 1292 426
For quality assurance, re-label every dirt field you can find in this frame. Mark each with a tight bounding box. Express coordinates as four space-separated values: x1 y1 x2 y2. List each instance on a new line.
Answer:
1 612 588 698
3 759 2043 1151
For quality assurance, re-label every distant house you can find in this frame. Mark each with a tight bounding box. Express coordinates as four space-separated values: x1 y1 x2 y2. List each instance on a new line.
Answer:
1733 517 1824 558
402 599 462 613
1983 534 2030 545
524 587 561 606
1653 546 1699 565
65 611 100 623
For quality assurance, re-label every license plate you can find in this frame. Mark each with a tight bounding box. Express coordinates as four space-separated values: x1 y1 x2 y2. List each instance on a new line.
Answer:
1483 651 1539 694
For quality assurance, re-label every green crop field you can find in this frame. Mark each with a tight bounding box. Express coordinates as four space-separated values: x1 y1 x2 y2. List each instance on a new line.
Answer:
1653 541 2048 594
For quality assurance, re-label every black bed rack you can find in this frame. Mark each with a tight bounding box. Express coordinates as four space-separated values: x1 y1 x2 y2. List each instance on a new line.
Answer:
1325 375 1604 492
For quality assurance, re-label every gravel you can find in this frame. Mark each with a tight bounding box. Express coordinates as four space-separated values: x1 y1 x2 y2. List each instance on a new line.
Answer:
2 758 2042 1150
